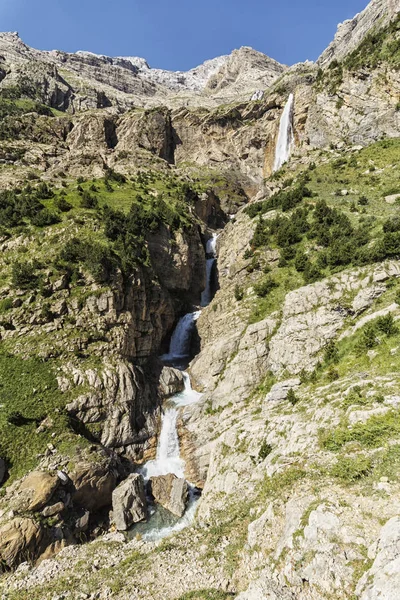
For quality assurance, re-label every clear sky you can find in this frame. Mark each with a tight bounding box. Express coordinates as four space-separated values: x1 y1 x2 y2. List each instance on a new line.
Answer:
1 0 369 70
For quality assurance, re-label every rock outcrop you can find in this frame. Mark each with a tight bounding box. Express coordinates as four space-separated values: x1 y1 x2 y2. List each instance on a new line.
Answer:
149 474 189 517
112 474 147 531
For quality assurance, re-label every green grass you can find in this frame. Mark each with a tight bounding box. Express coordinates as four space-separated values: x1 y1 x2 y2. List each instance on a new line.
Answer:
244 138 400 324
0 351 89 482
320 410 400 451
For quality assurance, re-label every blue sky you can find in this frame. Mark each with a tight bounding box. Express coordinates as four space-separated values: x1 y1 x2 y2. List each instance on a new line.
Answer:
1 0 369 70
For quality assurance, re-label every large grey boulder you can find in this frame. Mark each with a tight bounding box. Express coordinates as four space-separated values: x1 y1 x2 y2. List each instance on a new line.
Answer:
112 474 147 531
149 474 188 518
158 367 185 398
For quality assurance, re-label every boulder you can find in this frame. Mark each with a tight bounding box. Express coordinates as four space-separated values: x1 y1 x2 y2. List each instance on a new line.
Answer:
19 471 59 512
75 510 90 533
265 379 301 403
70 460 117 512
149 474 188 517
112 474 147 531
42 502 65 518
0 517 43 570
159 367 185 398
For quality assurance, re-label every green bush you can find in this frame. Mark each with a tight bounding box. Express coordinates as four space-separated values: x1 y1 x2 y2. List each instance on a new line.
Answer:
287 388 298 405
234 285 244 301
254 276 277 298
258 440 273 460
11 261 38 289
330 455 372 482
321 410 400 451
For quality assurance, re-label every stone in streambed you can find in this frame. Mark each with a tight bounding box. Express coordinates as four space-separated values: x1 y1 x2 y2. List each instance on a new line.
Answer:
159 367 185 398
149 474 188 517
112 474 147 531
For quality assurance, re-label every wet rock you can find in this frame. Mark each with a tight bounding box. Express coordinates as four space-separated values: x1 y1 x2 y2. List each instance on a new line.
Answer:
112 474 147 531
149 474 188 517
159 367 185 398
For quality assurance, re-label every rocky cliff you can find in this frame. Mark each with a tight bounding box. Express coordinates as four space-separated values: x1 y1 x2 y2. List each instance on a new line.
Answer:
1 1 400 599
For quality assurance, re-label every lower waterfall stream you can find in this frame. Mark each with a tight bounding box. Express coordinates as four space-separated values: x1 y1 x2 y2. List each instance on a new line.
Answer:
129 234 218 541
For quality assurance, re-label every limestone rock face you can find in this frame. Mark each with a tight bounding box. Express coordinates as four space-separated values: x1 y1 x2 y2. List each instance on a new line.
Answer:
112 474 147 531
0 518 43 570
318 0 399 66
205 46 287 98
149 474 189 517
357 516 400 599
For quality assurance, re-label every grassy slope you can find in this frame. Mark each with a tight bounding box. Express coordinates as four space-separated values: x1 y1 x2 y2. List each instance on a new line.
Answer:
244 138 400 323
0 170 203 482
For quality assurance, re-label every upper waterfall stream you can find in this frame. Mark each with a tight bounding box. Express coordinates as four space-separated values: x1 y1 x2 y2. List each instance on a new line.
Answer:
273 93 294 172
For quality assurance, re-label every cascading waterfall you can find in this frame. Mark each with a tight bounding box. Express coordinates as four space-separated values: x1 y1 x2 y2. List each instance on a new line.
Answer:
201 233 218 308
273 93 294 172
134 232 218 540
162 311 201 362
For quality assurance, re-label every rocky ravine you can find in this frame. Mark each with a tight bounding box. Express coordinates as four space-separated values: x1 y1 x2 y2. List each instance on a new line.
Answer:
1 1 400 599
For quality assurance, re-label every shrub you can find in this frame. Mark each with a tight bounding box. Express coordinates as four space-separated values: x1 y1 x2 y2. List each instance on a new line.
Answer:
287 388 298 405
55 196 72 212
80 191 98 209
11 261 38 289
321 410 400 451
30 209 60 227
254 276 277 298
327 367 339 382
258 440 273 460
376 313 398 336
0 298 13 313
234 285 244 301
330 455 372 482
324 340 339 363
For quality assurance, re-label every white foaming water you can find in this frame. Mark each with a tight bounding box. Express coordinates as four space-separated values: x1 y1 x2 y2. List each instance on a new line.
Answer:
141 488 200 542
141 373 202 481
200 258 216 307
273 93 294 172
206 233 218 256
162 311 201 362
201 234 218 307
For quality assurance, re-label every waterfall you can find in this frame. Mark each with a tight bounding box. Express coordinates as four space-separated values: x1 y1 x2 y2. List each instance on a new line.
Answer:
164 311 201 362
134 231 219 540
273 93 294 172
200 259 216 307
206 233 218 256
141 373 202 480
201 233 218 307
